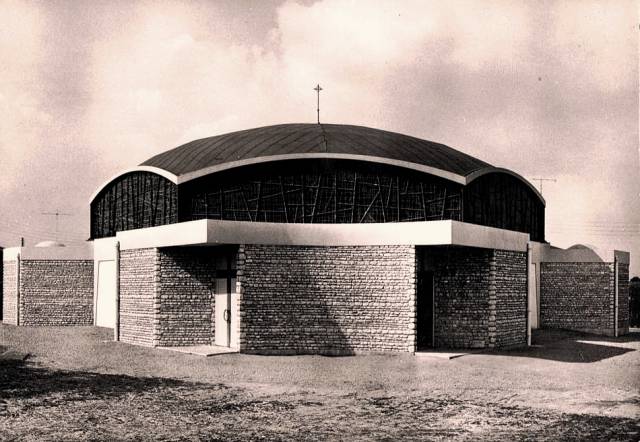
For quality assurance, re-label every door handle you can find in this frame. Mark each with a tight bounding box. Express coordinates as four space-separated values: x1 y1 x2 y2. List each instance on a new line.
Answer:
223 309 230 322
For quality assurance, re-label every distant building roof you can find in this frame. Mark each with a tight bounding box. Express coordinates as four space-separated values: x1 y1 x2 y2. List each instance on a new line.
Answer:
141 123 492 178
35 240 65 248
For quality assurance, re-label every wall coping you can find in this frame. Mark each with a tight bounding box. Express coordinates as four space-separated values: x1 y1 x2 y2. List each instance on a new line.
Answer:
112 219 530 252
3 245 93 261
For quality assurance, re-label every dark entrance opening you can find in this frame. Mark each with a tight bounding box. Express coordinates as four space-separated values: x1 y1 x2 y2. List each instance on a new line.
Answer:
214 246 238 348
417 270 434 349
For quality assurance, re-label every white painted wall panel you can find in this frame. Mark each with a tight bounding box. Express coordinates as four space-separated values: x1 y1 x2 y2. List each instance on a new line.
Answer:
96 260 116 328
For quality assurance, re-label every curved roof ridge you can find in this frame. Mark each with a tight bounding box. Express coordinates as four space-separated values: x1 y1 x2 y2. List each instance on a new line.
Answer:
466 166 545 205
141 123 491 178
91 124 545 207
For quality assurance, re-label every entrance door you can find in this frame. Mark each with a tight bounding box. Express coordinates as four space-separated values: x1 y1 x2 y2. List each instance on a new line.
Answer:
214 250 237 347
417 270 434 349
96 260 117 328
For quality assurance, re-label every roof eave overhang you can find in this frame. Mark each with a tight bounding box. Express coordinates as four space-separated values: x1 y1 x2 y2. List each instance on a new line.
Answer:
175 155 544 206
89 155 544 208
173 153 468 185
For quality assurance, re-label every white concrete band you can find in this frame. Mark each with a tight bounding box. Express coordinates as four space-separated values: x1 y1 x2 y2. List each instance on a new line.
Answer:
114 219 530 252
176 153 468 185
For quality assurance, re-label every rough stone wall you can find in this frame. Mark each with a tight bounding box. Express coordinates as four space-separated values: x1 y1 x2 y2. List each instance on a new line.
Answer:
617 263 629 332
2 260 18 325
491 250 527 348
540 262 615 335
120 248 159 346
156 247 216 347
427 247 527 349
431 248 491 349
238 245 416 355
19 260 93 326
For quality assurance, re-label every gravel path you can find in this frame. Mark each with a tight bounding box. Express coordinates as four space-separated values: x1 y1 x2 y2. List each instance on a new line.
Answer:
1 325 639 441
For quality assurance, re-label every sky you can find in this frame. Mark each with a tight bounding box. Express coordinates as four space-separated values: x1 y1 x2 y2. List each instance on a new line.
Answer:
0 0 638 274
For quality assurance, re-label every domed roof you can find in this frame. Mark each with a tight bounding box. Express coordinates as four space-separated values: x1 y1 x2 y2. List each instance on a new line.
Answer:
141 123 491 179
35 240 66 248
90 123 544 206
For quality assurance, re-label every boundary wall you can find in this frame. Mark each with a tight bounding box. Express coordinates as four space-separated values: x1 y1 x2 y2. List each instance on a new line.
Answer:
2 246 93 326
538 246 629 336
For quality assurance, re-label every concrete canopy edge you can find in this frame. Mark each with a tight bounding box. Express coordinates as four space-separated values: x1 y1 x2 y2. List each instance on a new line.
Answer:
116 219 208 250
114 219 529 252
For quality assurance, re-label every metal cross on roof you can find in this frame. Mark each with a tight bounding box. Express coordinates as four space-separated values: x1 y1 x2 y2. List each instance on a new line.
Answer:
314 84 323 124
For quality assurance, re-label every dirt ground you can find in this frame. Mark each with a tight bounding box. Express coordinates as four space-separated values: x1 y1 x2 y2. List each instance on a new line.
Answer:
1 325 639 441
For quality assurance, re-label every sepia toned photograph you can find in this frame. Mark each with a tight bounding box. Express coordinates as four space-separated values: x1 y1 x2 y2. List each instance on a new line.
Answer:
1 1 639 440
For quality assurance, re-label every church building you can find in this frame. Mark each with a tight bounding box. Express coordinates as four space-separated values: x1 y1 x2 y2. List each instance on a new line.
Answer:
4 123 630 353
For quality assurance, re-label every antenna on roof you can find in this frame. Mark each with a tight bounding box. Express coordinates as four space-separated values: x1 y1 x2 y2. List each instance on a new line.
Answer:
531 178 556 195
314 84 323 124
42 210 72 242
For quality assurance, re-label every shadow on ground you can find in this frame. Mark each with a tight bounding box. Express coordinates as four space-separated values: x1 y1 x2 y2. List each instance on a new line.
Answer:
0 358 218 404
490 329 638 363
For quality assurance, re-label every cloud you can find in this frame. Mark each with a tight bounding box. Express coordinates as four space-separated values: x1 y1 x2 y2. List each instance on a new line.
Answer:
550 0 637 93
0 1 48 192
0 0 637 272
84 4 287 170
